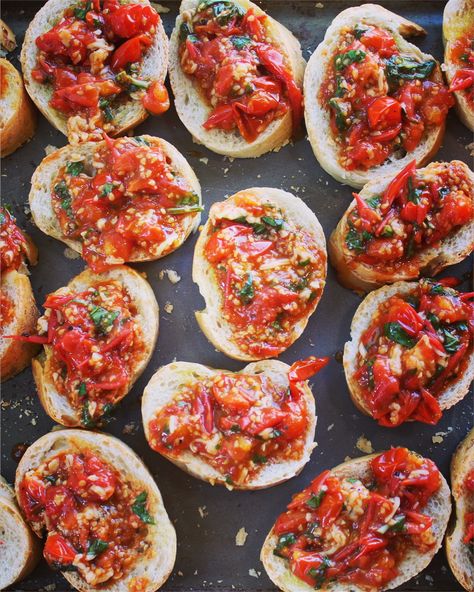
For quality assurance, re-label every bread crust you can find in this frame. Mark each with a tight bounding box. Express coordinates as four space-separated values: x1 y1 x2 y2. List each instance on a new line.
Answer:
329 161 474 293
32 265 159 426
446 428 474 591
192 187 327 361
343 281 474 420
443 0 474 131
20 0 169 141
142 360 317 489
0 58 36 157
29 135 201 263
14 429 176 592
169 0 305 158
304 4 446 189
261 451 451 592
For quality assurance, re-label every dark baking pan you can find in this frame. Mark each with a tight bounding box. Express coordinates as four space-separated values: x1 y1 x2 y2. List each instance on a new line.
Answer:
1 1 472 591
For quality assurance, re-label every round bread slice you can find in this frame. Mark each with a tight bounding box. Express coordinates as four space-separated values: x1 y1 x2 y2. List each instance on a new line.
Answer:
169 0 305 158
261 451 451 592
446 427 474 591
15 429 176 592
304 4 446 189
329 161 474 293
20 0 169 142
29 135 201 263
32 265 159 426
192 187 327 361
142 360 317 489
343 281 474 419
443 0 474 132
1 270 39 382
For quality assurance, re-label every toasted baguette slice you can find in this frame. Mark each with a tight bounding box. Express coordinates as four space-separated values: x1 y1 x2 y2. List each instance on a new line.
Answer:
0 476 40 590
193 187 327 361
446 427 474 591
304 4 446 189
443 0 474 131
142 360 317 489
29 135 201 264
0 58 36 157
21 0 168 142
1 270 39 382
261 451 451 592
329 161 474 293
32 265 159 426
343 281 474 419
15 429 176 592
169 0 305 158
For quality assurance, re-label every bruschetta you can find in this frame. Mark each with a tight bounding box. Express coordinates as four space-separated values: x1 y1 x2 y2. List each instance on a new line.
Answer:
0 58 36 157
261 447 451 592
193 187 327 361
0 207 39 382
343 279 474 427
329 160 474 292
443 0 474 132
169 0 305 158
0 476 40 590
15 429 176 592
29 135 202 272
21 0 169 144
446 427 474 591
27 265 159 427
304 4 454 188
142 357 328 489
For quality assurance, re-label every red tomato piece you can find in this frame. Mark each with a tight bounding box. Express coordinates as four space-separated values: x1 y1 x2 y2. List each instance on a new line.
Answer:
111 34 152 71
143 81 170 115
367 97 402 130
43 532 77 566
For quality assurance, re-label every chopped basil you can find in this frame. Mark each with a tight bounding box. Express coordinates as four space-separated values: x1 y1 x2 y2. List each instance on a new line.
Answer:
134 136 151 146
455 321 468 332
132 491 155 524
427 312 440 329
116 71 150 91
307 490 325 509
429 283 449 296
99 97 113 122
230 424 240 433
381 225 394 238
54 181 73 217
328 97 350 131
440 328 460 353
74 1 91 20
334 75 347 97
81 401 96 428
101 182 114 197
407 177 422 204
0 212 5 226
345 227 373 253
102 403 115 420
225 475 234 485
298 259 310 267
252 454 267 464
334 49 366 71
366 358 375 389
273 533 296 557
86 538 108 560
261 216 284 230
353 24 368 39
231 35 252 50
78 382 87 397
177 192 200 207
308 556 331 587
386 56 436 81
166 205 204 214
89 306 119 334
346 477 358 483
66 161 84 176
179 22 197 42
438 186 450 199
289 277 308 292
366 195 381 210
238 273 254 304
383 322 416 348
389 515 406 532
44 474 58 485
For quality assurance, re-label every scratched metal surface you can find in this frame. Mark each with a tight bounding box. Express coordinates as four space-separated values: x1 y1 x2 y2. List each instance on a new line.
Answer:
1 1 473 590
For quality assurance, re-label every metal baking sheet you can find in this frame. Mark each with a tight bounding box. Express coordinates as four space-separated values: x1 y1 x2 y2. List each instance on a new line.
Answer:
1 1 473 590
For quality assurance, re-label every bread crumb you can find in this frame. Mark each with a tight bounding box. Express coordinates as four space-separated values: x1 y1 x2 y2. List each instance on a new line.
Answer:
315 2 324 7
356 435 374 454
466 142 474 156
63 247 80 260
199 157 209 165
164 301 174 314
248 569 259 578
177 571 183 576
198 505 208 518
432 434 444 444
150 2 170 12
122 422 138 435
327 423 334 431
159 269 181 284
344 455 352 462
44 144 58 156
235 527 248 546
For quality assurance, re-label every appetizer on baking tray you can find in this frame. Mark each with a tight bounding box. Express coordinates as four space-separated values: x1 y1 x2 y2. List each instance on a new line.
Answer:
343 279 474 427
169 0 305 158
15 430 176 592
142 357 329 489
446 427 474 592
22 266 158 427
193 188 327 361
21 0 169 143
0 207 39 382
329 160 474 292
0 476 40 590
304 4 454 188
29 135 202 272
261 447 451 592
443 0 474 131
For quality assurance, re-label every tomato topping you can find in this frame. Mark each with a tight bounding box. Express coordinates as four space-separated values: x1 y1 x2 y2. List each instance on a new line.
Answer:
272 448 440 588
448 31 474 107
354 279 473 427
202 196 326 358
178 3 302 142
142 80 170 114
0 208 34 273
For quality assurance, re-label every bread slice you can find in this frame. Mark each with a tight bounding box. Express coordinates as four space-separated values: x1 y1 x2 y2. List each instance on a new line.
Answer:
20 0 168 142
142 360 317 489
304 4 446 189
446 427 474 591
29 135 201 264
261 451 451 592
169 0 305 158
32 265 159 426
0 58 36 157
443 0 474 132
329 161 474 293
1 270 39 382
192 187 327 361
343 281 474 419
15 429 176 592
0 475 40 590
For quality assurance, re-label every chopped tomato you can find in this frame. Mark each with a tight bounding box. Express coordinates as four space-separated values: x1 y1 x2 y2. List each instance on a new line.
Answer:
143 81 170 115
111 34 152 71
44 532 77 566
368 97 402 130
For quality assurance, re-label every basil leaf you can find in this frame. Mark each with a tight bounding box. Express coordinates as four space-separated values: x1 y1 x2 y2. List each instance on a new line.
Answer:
101 182 114 197
273 533 296 557
383 322 416 348
289 277 308 292
407 177 422 204
334 49 366 71
134 136 151 146
334 75 347 98
438 186 450 199
74 1 91 20
252 454 267 464
66 161 84 176
328 97 350 130
386 56 436 81
45 474 58 484
307 490 325 509
238 273 254 304
353 24 368 39
455 321 468 332
427 312 440 329
86 538 108 560
179 23 197 42
308 556 331 587
231 35 252 50
345 227 373 253
366 195 381 210
298 259 310 267
78 382 87 397
441 328 460 353
89 306 119 334
54 181 73 217
132 491 155 524
261 216 284 230
0 211 5 226
81 401 96 428
177 192 200 206
381 225 394 238
99 97 113 122
389 515 406 532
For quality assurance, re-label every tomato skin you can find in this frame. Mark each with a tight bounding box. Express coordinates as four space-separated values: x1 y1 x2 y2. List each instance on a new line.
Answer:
106 4 158 38
43 532 77 566
111 34 152 71
204 224 253 263
142 81 170 115
385 299 423 336
368 97 402 130
450 68 474 92
359 27 398 58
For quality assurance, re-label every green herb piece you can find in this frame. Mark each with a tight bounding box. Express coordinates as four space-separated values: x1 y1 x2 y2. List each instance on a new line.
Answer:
383 322 416 348
261 216 284 230
230 424 240 433
238 273 254 304
345 227 373 253
177 192 200 206
353 24 368 39
86 538 108 560
289 277 308 292
82 401 96 428
334 49 366 71
99 97 114 122
365 358 375 389
381 225 394 238
116 71 150 91
328 97 350 131
429 283 449 296
406 234 415 259
298 259 310 267
134 136 151 146
366 195 381 210
101 403 115 420
307 490 326 509
389 515 406 532
440 328 460 353
74 1 91 20
45 474 58 485
78 382 87 397
427 312 440 329
455 321 468 332
132 491 155 524
66 161 84 176
407 177 422 204
386 56 436 81
346 477 359 483
166 205 204 214
308 556 331 588
179 22 197 42
231 35 252 50
89 306 119 334
0 212 5 226
273 533 296 557
225 475 234 485
54 181 73 217
100 182 114 197
334 75 347 97
252 454 267 464
438 186 450 199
